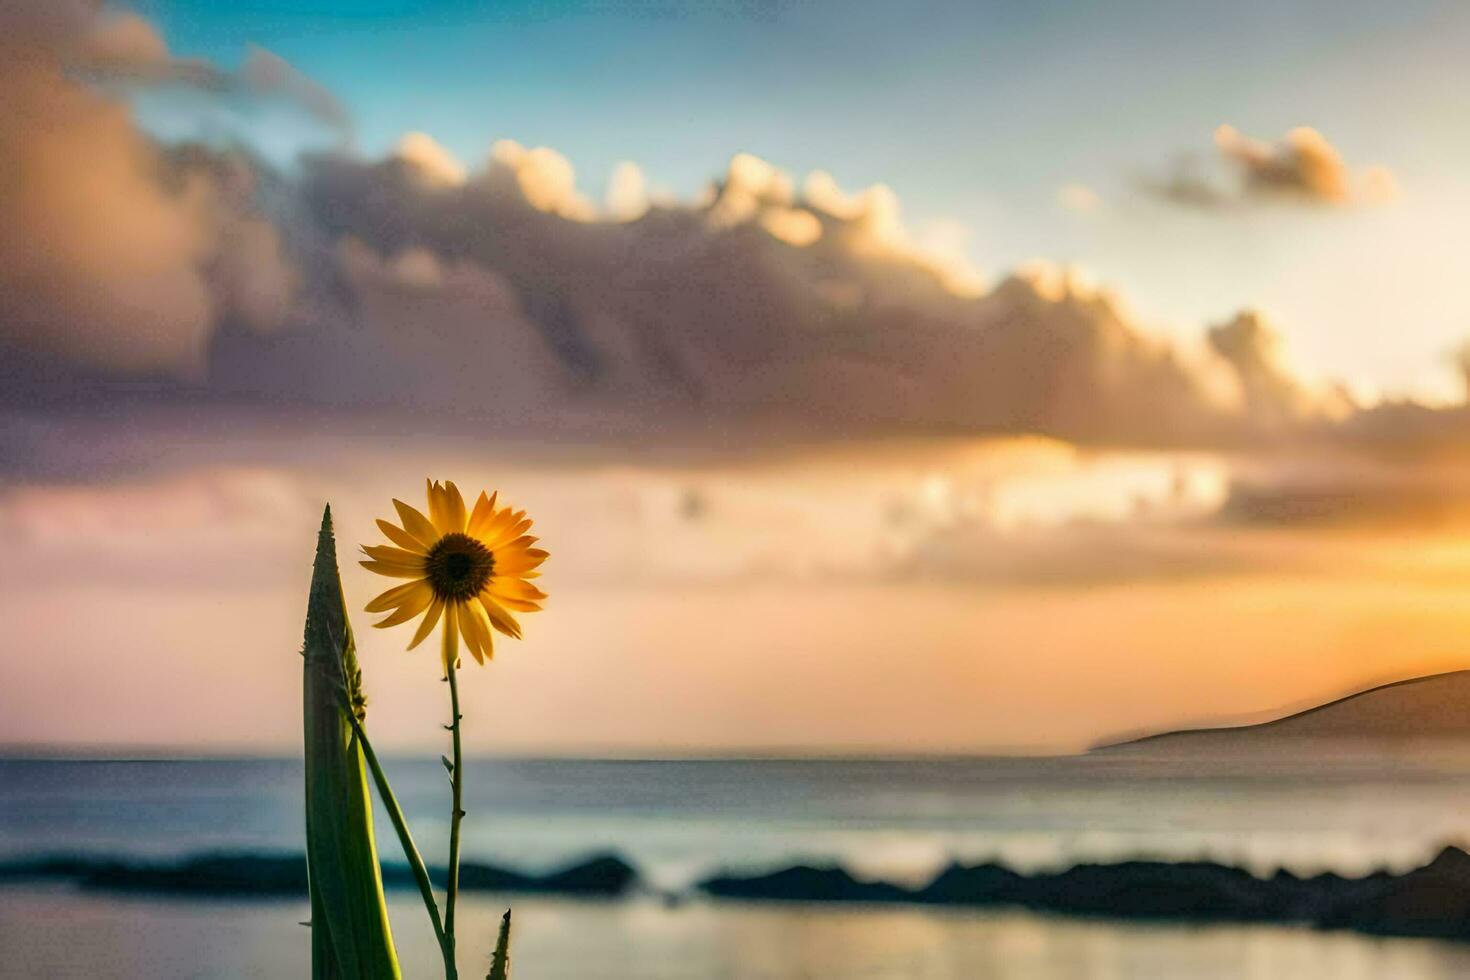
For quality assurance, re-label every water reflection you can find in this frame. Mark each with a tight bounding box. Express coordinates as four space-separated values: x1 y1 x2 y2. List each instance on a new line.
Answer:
5 887 1470 979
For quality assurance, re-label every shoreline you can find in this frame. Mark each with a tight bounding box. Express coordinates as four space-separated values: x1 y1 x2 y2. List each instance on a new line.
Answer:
0 852 635 899
5 846 1470 942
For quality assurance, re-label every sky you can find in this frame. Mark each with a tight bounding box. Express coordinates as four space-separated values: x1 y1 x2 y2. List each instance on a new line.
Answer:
125 0 1470 398
7 0 1470 754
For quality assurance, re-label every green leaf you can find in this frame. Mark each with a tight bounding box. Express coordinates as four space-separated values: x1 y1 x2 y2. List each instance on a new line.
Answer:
486 909 512 980
303 505 402 979
441 755 455 775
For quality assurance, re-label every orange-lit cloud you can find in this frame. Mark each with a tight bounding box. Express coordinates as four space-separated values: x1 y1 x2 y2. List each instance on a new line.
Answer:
391 132 469 186
1143 125 1398 209
7 445 1470 753
7 6 1470 762
232 143 1359 448
1214 125 1398 206
0 2 305 376
3 4 1467 469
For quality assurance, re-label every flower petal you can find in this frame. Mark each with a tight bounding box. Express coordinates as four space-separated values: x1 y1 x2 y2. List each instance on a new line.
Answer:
366 579 430 613
484 519 533 549
360 560 426 579
492 548 548 575
393 499 440 549
407 597 444 650
488 579 547 602
361 544 428 567
476 506 519 543
427 479 453 534
376 519 428 555
373 586 434 628
466 491 499 538
491 596 542 613
478 593 523 639
460 598 494 665
443 481 468 533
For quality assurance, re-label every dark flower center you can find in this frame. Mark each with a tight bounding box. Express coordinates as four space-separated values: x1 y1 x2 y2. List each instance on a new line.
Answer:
425 532 494 601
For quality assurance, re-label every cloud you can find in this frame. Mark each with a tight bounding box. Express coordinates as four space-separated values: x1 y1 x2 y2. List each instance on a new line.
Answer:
1220 469 1470 529
1142 126 1398 209
0 3 215 376
0 80 1412 458
1138 152 1230 209
253 142 1306 445
490 139 599 220
0 12 1463 462
604 161 650 221
74 9 224 87
1206 310 1353 427
1214 125 1397 206
392 131 468 186
0 3 305 377
1056 183 1103 214
74 10 351 136
0 437 1257 594
238 45 352 136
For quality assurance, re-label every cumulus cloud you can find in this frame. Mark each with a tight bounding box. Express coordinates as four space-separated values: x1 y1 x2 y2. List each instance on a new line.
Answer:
1143 125 1398 209
253 141 1309 445
2 9 1465 461
1206 310 1353 427
392 131 468 186
0 3 214 376
75 10 221 86
74 9 351 136
0 2 303 377
1215 125 1398 206
0 65 1417 457
489 139 599 220
604 161 650 221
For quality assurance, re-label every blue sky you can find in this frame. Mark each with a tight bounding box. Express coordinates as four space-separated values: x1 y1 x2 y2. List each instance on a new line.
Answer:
14 2 1470 751
124 0 1470 396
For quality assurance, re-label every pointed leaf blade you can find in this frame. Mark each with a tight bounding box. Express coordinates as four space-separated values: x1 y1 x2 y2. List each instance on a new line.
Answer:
304 505 402 978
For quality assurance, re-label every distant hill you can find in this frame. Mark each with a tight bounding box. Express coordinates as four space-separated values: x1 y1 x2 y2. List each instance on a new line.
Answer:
1095 670 1470 752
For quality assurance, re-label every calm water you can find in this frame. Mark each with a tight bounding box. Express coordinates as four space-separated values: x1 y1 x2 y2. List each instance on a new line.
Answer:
5 750 1470 977
9 886 1470 980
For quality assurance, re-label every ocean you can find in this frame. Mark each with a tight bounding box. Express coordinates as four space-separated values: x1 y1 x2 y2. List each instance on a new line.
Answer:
4 750 1470 978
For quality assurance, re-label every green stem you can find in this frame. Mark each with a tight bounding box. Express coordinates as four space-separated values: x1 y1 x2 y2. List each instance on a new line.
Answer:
327 620 455 979
341 705 450 963
445 621 466 976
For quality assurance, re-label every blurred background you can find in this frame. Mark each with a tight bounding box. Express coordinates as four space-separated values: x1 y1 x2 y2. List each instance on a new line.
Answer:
8 1 1470 976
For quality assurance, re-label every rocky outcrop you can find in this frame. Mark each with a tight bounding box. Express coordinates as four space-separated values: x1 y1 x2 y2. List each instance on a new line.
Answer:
697 846 1470 942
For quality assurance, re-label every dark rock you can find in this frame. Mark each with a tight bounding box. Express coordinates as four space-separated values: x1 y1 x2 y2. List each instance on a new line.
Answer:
0 850 637 899
696 846 1470 942
1317 846 1470 940
80 853 307 896
455 853 637 896
538 854 638 896
1023 860 1280 920
700 864 909 903
919 862 1024 905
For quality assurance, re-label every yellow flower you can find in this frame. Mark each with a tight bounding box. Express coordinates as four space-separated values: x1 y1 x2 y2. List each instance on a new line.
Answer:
361 480 548 671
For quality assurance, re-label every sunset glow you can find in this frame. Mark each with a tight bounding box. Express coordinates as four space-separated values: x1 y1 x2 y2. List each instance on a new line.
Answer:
7 0 1470 758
